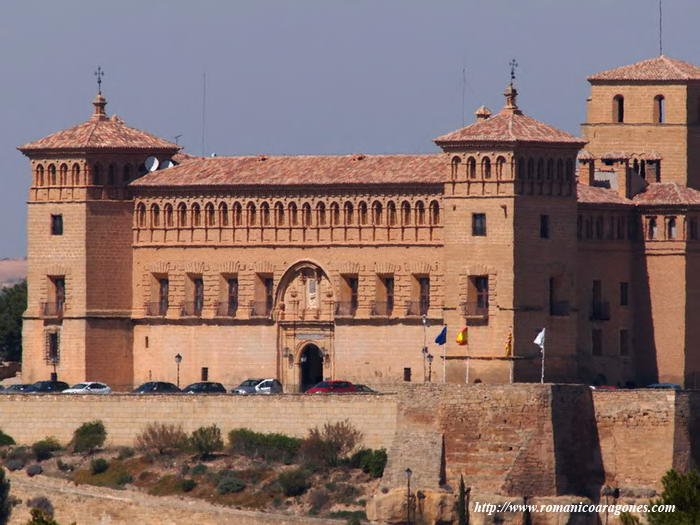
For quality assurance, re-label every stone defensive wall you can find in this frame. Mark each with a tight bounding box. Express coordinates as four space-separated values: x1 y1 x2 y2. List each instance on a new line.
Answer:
0 385 697 498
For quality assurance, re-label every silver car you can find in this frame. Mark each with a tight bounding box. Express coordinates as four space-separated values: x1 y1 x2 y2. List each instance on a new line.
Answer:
232 378 282 395
62 382 112 394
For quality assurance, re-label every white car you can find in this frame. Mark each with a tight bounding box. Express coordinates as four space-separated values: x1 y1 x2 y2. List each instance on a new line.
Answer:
62 382 112 394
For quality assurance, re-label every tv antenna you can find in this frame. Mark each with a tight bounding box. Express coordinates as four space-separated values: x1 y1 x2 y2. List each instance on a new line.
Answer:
94 66 104 94
509 59 518 87
174 134 182 145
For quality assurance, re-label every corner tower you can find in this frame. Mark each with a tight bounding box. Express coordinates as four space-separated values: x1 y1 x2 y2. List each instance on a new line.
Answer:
18 92 180 390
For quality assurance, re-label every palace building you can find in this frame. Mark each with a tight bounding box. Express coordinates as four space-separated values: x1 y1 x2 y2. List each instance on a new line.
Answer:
18 55 700 391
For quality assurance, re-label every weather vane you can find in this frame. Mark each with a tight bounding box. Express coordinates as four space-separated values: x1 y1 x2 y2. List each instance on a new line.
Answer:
94 66 104 95
509 59 518 87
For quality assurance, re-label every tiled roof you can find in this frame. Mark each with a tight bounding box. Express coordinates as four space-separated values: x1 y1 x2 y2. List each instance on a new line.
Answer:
131 154 446 188
588 56 700 82
632 183 700 206
19 95 179 153
577 184 632 206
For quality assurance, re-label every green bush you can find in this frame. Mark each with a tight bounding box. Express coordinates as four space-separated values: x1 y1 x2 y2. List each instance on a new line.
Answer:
190 425 223 459
277 468 310 497
32 438 62 461
180 478 196 492
308 488 331 513
217 475 246 495
56 459 74 472
72 421 106 454
362 448 387 478
0 467 9 525
228 428 301 463
116 447 134 460
90 458 109 475
191 463 207 476
135 423 188 455
299 420 363 468
26 496 53 517
116 473 133 485
648 469 700 525
0 432 15 447
26 464 43 477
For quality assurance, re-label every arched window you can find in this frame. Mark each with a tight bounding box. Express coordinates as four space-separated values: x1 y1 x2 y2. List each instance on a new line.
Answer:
192 203 201 226
344 202 354 225
317 202 326 226
330 202 340 225
496 157 506 179
648 217 657 240
451 156 461 179
401 201 411 225
667 217 677 239
48 164 56 186
219 202 229 226
93 164 102 185
482 157 491 179
247 202 257 226
302 203 312 226
205 202 215 226
274 202 284 225
261 202 271 226
59 164 68 186
137 203 146 227
358 201 368 225
613 95 624 123
654 95 665 123
288 202 298 225
71 164 80 186
416 201 426 225
233 202 243 226
164 204 174 227
123 165 132 183
107 164 116 185
178 203 188 227
387 201 397 226
371 201 383 225
35 165 44 186
151 204 160 227
467 157 476 179
429 200 440 225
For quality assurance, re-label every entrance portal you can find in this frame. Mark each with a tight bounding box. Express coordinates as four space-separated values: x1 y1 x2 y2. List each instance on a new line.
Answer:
300 344 323 392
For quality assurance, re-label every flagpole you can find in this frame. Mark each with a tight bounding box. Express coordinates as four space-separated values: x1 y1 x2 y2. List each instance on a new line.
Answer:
465 342 470 384
540 340 545 384
443 340 447 383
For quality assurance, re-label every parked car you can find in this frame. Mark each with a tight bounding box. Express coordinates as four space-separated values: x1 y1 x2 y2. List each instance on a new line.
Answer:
589 385 619 390
354 384 378 393
63 382 112 394
232 378 283 395
306 380 356 393
646 383 682 391
131 381 181 394
25 380 70 393
2 384 32 393
182 382 226 394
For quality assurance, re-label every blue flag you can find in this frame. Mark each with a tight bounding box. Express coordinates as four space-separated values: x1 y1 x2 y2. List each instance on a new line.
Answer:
434 326 447 345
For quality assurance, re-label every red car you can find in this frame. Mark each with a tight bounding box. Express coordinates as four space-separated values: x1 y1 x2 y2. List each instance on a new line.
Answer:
306 381 356 393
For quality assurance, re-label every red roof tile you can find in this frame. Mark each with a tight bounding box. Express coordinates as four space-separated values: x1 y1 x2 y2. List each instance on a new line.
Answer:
577 184 632 206
19 95 179 153
632 183 700 206
131 154 447 188
588 56 700 82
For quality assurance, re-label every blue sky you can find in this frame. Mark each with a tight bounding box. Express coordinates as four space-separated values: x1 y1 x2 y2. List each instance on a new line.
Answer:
1 0 699 256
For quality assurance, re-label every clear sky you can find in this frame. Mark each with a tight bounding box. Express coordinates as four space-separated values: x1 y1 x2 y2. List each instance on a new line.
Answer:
1 0 699 257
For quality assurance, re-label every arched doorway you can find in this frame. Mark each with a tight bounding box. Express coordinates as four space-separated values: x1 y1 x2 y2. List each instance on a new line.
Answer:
300 344 323 392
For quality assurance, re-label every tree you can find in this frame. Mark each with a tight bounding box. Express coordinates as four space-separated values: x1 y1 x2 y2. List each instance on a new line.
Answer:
0 467 10 525
0 281 26 362
647 469 700 525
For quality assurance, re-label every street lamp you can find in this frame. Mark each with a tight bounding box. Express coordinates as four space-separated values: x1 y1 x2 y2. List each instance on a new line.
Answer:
405 468 413 525
174 353 182 388
421 315 429 382
427 353 434 382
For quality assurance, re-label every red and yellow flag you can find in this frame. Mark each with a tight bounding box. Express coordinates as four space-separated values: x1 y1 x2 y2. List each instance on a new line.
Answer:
456 326 468 346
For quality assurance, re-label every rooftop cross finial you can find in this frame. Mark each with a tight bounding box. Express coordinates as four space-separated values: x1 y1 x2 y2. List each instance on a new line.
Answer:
509 59 518 87
94 66 104 95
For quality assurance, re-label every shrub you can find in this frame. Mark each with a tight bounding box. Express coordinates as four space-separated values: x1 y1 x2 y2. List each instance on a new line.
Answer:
116 473 133 485
217 475 246 495
308 489 331 513
72 421 106 454
26 464 43 477
6 446 31 465
299 420 363 468
90 458 109 475
190 463 207 476
0 468 10 525
24 507 68 525
180 478 196 492
190 425 223 460
57 460 74 472
648 469 700 525
32 438 61 461
362 448 387 478
228 428 302 463
26 496 53 517
4 459 22 472
135 423 187 455
116 447 134 460
335 483 361 505
0 432 14 447
277 468 310 497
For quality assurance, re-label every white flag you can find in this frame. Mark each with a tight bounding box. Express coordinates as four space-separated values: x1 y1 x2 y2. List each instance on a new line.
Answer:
534 328 546 351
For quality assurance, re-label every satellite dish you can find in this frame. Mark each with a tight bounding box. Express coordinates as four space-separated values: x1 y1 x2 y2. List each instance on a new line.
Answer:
144 156 159 172
160 159 174 170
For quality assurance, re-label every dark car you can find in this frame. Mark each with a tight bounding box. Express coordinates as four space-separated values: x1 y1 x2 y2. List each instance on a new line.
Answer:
354 384 378 393
182 382 226 394
25 380 70 393
306 380 356 394
2 384 32 393
131 381 181 394
646 383 682 391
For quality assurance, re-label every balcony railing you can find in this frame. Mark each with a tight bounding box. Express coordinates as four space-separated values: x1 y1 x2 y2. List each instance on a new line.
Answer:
41 302 64 318
181 301 203 317
549 300 570 317
146 302 168 317
461 302 489 318
406 300 429 317
250 301 272 318
216 300 238 317
371 301 394 317
590 300 610 321
335 301 357 318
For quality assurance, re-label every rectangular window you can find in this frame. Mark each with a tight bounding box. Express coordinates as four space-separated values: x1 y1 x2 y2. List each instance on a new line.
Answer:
50 214 63 235
47 332 60 364
474 276 489 309
418 277 430 315
252 274 273 317
193 278 204 315
373 275 394 316
690 218 698 240
540 215 550 239
227 278 239 316
54 277 65 311
264 277 274 313
592 329 603 356
619 329 629 356
403 367 411 382
620 282 629 306
338 275 359 316
201 367 209 381
158 278 169 315
472 213 486 236
385 277 394 314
